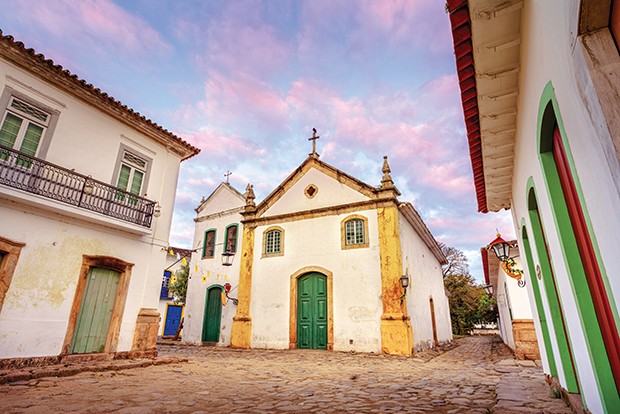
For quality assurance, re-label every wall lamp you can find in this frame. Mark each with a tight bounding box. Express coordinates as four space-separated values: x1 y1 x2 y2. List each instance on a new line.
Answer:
399 274 410 304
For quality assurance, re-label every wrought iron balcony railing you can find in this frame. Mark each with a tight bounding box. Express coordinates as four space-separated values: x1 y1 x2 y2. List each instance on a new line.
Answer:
0 144 155 227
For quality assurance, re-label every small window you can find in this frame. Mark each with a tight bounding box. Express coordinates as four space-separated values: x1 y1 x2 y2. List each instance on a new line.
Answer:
202 229 216 259
116 150 147 200
263 226 284 257
341 215 369 250
0 97 51 166
160 271 171 299
225 224 238 253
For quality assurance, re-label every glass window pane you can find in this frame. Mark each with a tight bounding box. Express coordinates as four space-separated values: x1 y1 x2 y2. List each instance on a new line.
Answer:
130 170 143 195
117 164 131 191
20 122 44 156
226 226 237 253
0 113 22 149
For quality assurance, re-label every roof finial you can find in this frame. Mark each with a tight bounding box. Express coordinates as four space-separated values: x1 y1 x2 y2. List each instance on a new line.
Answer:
245 183 256 208
308 127 320 157
381 155 394 188
224 170 232 183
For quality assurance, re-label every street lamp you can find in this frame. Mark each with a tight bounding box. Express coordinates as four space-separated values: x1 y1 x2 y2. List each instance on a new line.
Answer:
399 274 410 305
488 233 511 261
221 250 235 266
483 284 494 297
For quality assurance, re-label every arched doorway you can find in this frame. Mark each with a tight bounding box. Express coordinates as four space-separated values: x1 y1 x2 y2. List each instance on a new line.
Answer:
202 285 223 343
538 84 619 404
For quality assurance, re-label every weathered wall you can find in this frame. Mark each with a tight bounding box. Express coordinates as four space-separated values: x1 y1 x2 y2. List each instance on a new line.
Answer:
0 57 184 359
399 212 452 351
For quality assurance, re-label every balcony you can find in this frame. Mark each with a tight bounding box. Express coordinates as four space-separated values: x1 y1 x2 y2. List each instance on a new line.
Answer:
0 144 155 228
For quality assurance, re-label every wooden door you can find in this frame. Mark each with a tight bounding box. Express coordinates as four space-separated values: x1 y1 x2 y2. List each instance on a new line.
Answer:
202 287 222 343
429 297 439 347
71 268 119 354
163 305 183 336
297 272 328 349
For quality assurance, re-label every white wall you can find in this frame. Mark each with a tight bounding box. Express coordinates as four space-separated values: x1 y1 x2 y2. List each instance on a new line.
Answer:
0 58 185 359
508 1 620 411
399 212 452 351
250 210 383 353
183 187 244 346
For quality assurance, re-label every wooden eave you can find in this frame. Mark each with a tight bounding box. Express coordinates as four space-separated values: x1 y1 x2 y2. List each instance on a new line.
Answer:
0 31 200 161
399 202 448 265
254 155 384 218
448 0 523 212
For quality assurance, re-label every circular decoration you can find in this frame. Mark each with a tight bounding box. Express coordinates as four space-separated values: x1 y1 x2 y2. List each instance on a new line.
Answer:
518 279 526 288
304 184 318 199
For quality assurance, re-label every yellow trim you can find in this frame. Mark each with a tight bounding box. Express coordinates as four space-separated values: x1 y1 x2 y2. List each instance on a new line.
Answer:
304 183 318 199
230 223 255 348
377 205 413 356
289 266 334 350
262 226 285 258
340 214 370 250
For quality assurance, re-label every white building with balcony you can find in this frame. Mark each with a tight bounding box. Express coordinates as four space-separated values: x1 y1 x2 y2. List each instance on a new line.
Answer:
0 31 199 363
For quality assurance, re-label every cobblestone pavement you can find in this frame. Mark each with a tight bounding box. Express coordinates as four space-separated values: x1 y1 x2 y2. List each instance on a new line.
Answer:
0 336 571 413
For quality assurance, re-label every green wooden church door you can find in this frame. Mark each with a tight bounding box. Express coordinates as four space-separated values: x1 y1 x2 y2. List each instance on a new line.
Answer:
202 286 222 343
71 268 120 354
297 272 327 349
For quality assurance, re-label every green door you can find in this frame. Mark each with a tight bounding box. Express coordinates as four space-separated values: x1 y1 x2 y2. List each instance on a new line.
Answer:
297 272 327 349
71 268 120 354
202 287 222 343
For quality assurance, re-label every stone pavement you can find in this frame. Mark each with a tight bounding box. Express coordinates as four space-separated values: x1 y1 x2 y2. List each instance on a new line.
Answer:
0 336 571 413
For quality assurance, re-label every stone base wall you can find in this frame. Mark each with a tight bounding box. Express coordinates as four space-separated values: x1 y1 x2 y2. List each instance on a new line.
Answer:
512 319 540 360
129 308 161 358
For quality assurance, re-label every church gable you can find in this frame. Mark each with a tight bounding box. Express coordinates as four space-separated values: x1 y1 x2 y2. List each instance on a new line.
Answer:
196 182 245 218
258 157 378 218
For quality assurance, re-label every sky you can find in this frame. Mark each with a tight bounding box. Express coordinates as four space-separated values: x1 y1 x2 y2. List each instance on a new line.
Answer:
0 0 515 281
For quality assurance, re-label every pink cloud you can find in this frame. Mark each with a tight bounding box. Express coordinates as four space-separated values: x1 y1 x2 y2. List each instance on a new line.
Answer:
8 0 171 58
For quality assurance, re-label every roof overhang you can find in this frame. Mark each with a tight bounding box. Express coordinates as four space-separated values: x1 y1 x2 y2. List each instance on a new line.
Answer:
448 0 523 213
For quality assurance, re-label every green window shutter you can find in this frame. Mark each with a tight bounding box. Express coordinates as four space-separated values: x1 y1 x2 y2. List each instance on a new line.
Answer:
20 123 44 156
0 113 22 157
130 170 143 195
117 165 131 191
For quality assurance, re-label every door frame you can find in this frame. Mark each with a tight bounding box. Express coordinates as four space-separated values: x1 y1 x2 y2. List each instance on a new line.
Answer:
62 255 133 355
289 266 333 350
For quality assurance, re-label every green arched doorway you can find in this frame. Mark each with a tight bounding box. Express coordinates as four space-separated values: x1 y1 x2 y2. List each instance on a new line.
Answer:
202 285 223 343
297 272 328 349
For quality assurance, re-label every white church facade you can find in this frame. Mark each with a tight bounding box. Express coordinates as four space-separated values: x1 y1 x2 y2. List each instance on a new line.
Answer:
185 146 452 356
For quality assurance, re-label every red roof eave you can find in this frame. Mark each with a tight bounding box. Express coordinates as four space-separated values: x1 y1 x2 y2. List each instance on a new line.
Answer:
447 0 488 213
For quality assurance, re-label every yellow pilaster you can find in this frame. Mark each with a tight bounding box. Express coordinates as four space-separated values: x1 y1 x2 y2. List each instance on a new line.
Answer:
230 223 255 348
377 204 413 356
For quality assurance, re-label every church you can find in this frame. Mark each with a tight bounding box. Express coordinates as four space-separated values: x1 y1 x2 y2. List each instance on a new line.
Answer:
183 133 452 356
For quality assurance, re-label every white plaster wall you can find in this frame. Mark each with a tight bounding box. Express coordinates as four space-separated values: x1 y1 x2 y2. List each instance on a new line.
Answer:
263 167 371 217
250 210 383 353
0 59 186 359
507 1 620 411
183 196 243 346
399 212 452 351
495 273 516 351
503 257 532 320
0 204 168 358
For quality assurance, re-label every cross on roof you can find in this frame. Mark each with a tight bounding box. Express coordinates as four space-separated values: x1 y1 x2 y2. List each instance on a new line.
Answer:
308 128 320 155
224 170 232 183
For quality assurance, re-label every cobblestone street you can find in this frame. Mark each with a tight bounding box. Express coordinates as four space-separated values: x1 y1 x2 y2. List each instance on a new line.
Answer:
0 336 571 413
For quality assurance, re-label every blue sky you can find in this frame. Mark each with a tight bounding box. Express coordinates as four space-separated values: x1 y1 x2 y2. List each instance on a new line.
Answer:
0 0 515 280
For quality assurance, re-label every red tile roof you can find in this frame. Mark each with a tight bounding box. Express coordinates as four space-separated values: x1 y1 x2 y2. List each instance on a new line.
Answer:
447 0 488 213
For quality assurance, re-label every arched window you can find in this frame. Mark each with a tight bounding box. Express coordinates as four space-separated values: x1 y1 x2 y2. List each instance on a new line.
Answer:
263 226 284 257
202 229 216 259
225 224 238 253
341 215 369 249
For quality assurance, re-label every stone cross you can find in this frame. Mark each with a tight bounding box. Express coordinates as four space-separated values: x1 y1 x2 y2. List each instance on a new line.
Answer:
224 170 232 183
308 128 320 155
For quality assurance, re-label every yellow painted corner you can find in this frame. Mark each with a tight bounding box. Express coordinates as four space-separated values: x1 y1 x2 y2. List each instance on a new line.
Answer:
381 317 413 356
230 316 252 349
